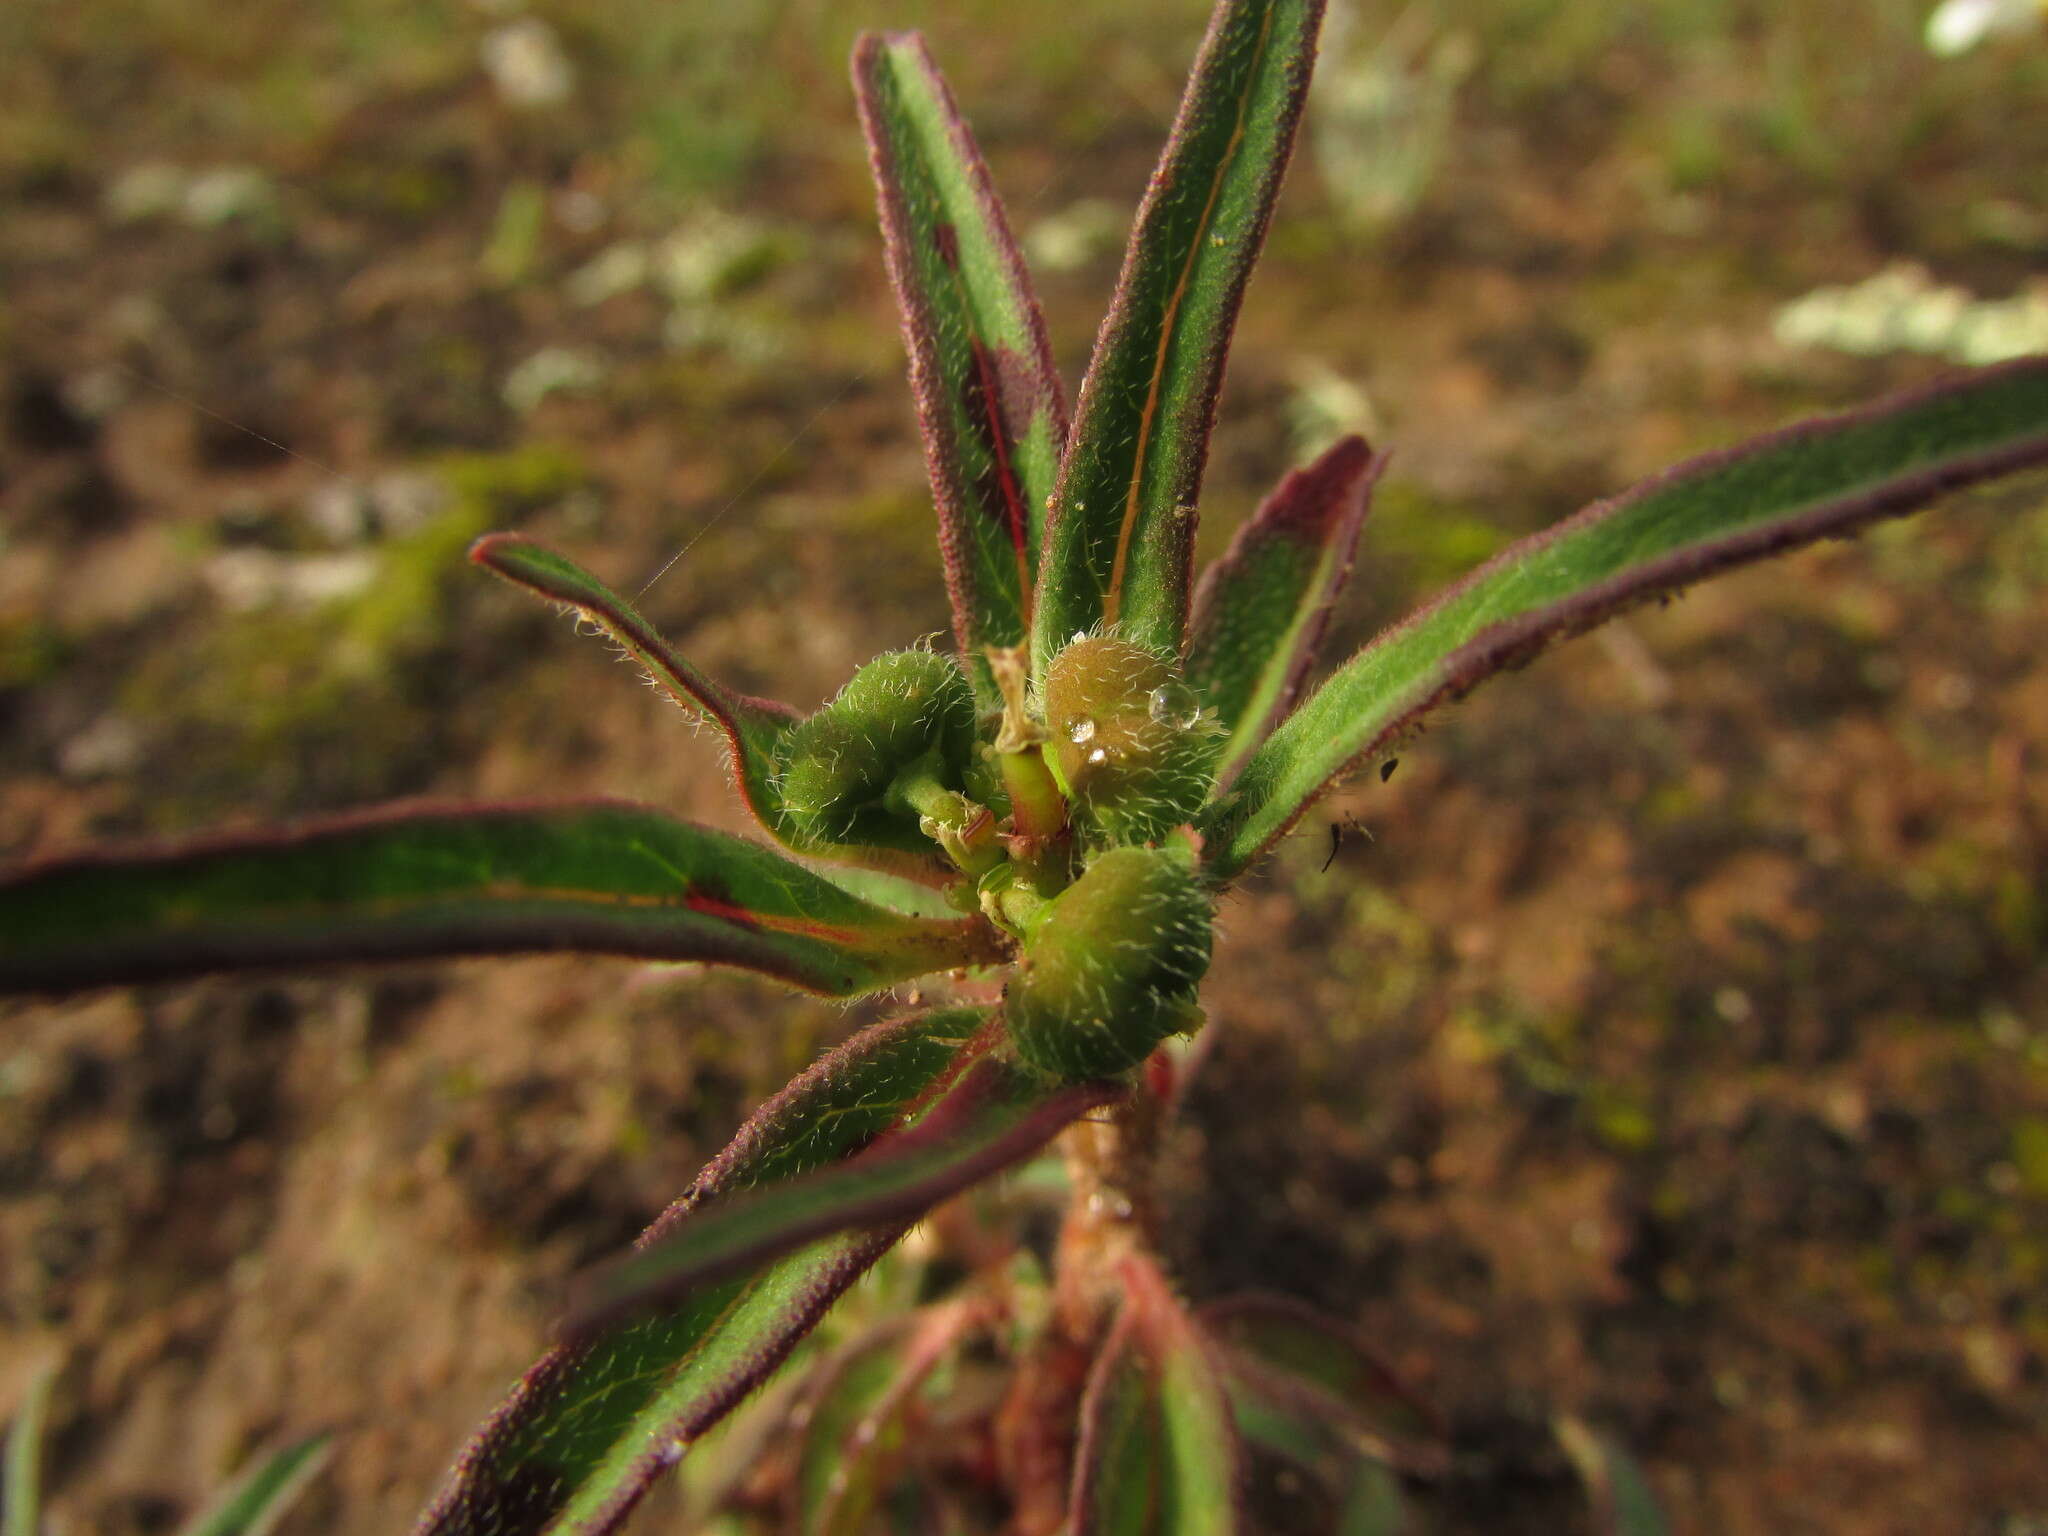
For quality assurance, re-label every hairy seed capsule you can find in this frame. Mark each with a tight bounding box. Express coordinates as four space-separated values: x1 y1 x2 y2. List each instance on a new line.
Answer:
1041 636 1220 844
1007 843 1213 1079
777 650 976 848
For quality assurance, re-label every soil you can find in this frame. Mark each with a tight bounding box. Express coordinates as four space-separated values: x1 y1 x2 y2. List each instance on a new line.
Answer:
2 4 2045 1533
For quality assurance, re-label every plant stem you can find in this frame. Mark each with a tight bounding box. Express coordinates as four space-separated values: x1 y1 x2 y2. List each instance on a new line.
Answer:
996 746 1066 843
888 758 1002 877
1051 1079 1162 1345
995 1080 1165 1536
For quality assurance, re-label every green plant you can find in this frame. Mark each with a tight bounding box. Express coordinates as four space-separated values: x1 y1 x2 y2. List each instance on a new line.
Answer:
3 1363 330 1536
4 0 2047 1529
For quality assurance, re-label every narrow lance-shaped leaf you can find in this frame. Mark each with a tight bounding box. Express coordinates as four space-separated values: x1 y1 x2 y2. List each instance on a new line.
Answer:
1208 357 2048 876
1200 1295 1444 1535
1220 1373 1408 1536
470 534 953 886
566 1052 1119 1335
854 32 1068 702
1034 0 1327 673
1185 434 1383 785
1555 1418 1671 1536
1198 1293 1446 1473
472 534 791 818
176 1435 334 1536
414 1007 991 1536
793 1300 983 1536
0 799 1005 999
1071 1254 1243 1536
3 1362 55 1536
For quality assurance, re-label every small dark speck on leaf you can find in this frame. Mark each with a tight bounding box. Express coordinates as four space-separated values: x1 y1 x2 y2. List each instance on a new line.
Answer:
1380 758 1399 783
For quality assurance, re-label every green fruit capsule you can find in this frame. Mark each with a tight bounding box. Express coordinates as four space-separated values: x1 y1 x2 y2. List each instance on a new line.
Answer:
778 650 977 849
1007 843 1213 1079
1042 636 1220 845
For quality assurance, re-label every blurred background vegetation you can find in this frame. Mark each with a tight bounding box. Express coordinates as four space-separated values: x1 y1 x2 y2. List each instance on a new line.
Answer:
2 0 2045 1531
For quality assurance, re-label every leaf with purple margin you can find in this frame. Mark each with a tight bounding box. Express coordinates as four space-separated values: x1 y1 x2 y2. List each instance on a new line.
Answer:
412 1007 992 1536
793 1301 980 1536
854 32 1068 702
1186 435 1383 785
471 534 792 815
1071 1254 1243 1536
566 1053 1118 1336
0 799 1005 1000
1198 1293 1445 1471
470 534 954 885
1033 0 1326 672
1208 357 2048 877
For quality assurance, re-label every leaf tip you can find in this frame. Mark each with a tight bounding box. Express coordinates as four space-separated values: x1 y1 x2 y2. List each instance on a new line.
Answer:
850 27 926 86
467 529 530 573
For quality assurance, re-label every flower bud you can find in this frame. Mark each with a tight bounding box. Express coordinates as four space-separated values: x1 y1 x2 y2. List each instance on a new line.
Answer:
1041 636 1219 845
777 650 977 848
1007 842 1212 1079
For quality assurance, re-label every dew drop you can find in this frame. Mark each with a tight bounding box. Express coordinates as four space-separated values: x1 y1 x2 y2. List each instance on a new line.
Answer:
1147 682 1200 730
1086 746 1109 765
1068 716 1098 745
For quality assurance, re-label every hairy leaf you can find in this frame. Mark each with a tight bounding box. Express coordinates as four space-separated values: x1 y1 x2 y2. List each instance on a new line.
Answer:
471 534 793 815
854 32 1068 700
567 1054 1118 1334
178 1435 334 1536
1209 357 2048 875
413 1008 991 1536
1071 1255 1242 1535
1185 435 1383 784
3 1363 54 1536
1034 0 1326 670
471 534 952 884
0 799 1004 999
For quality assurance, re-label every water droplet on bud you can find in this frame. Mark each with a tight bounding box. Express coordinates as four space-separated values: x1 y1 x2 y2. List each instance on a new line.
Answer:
1069 716 1097 745
1086 746 1108 765
1147 682 1200 730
